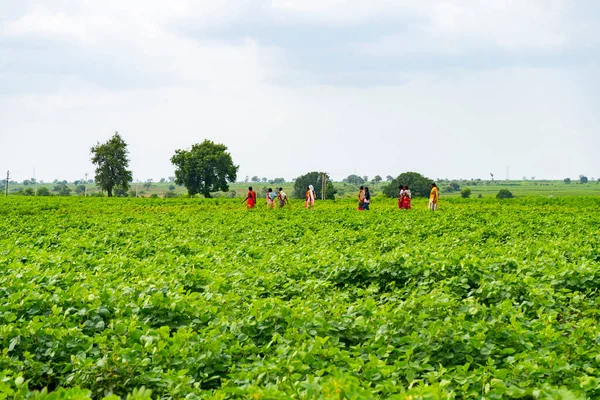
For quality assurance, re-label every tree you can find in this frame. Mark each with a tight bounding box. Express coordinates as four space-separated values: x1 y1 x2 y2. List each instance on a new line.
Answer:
273 178 285 184
251 176 260 183
449 182 460 192
22 188 35 196
171 140 238 198
386 175 393 182
461 187 472 198
293 172 337 200
37 187 50 196
373 175 382 184
144 179 153 190
159 178 166 183
564 178 571 184
75 184 86 195
496 189 513 199
362 176 369 183
262 177 268 182
383 172 433 198
579 175 588 184
168 185 176 191
346 174 365 185
53 183 66 192
90 132 133 197
57 185 72 196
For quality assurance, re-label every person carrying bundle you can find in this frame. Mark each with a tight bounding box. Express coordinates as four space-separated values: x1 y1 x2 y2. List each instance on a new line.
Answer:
277 188 289 208
266 188 276 209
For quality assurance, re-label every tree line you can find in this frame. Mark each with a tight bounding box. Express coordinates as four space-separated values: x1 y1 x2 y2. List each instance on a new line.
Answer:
6 132 597 198
89 133 429 200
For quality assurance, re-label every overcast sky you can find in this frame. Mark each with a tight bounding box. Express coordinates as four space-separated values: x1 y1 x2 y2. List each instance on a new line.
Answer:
1 0 599 182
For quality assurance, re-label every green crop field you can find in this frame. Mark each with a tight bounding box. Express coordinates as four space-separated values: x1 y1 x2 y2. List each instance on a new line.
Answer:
1 196 600 399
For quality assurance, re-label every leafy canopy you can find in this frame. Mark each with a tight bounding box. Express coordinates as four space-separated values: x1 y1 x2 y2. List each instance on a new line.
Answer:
293 171 337 200
90 132 133 197
497 189 514 199
171 140 238 198
383 171 433 198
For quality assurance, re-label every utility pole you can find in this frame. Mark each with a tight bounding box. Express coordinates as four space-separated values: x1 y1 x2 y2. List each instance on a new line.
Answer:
84 173 88 197
5 171 9 196
321 172 327 201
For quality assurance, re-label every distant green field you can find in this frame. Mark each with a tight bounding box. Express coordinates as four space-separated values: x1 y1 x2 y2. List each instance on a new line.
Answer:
5 180 599 199
439 181 600 198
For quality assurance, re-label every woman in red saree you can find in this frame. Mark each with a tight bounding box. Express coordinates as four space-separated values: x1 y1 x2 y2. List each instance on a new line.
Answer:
242 186 257 209
402 185 412 209
398 185 405 209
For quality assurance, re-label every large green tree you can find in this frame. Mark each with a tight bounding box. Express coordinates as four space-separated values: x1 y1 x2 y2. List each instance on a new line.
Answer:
293 171 337 200
90 132 133 197
171 140 238 197
383 171 433 198
345 174 365 185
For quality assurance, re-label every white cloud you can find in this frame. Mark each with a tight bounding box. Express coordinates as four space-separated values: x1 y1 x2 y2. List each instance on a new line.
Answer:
0 0 599 182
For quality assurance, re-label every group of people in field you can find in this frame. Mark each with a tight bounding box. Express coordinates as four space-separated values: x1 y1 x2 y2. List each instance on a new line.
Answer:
242 182 440 211
242 186 290 209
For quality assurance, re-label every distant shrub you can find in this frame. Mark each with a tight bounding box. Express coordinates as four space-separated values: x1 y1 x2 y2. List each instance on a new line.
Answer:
497 189 514 199
460 188 472 198
164 191 178 198
478 194 483 199
150 193 159 198
564 178 571 184
37 187 51 196
112 188 127 197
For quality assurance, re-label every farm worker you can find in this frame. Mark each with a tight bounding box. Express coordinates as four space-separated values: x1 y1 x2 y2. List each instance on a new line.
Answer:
357 186 365 210
363 187 371 210
277 188 289 208
266 188 276 209
305 185 316 210
242 186 257 209
398 185 405 209
402 186 412 209
429 183 439 211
